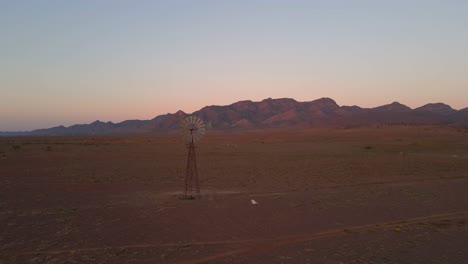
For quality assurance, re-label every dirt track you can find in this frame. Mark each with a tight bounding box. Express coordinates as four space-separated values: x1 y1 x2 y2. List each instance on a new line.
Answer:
182 210 468 264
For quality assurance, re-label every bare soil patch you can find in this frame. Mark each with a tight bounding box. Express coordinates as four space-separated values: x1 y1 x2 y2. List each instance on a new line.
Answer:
1 126 468 263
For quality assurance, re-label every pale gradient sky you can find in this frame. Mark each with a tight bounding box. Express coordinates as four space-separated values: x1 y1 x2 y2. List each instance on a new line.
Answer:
1 0 467 131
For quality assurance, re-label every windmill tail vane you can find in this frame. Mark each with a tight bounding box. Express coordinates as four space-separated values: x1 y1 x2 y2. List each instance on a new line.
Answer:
180 116 205 199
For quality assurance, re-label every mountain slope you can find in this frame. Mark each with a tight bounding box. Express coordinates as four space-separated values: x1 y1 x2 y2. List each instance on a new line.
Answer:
1 97 467 136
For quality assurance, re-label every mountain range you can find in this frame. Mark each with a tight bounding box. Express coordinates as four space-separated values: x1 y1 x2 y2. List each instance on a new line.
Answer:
1 97 468 136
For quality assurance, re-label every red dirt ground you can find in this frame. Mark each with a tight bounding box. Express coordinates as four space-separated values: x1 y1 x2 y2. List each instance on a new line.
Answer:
1 126 468 263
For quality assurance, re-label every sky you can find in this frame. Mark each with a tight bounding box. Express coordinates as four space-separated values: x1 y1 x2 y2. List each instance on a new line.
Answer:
1 0 467 131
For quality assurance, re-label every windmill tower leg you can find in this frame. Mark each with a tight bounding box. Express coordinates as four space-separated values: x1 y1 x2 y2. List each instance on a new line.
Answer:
184 141 193 198
184 140 200 199
192 144 201 196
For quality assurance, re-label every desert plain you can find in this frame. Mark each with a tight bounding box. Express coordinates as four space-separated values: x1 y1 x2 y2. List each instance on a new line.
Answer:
1 125 468 263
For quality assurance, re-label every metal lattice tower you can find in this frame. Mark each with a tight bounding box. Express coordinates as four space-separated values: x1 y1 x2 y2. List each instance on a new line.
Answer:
180 116 205 199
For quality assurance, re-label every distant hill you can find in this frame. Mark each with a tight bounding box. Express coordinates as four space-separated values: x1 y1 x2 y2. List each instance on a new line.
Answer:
1 97 467 136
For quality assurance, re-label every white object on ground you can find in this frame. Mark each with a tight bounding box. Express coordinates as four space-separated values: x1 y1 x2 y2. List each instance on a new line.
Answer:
251 199 258 205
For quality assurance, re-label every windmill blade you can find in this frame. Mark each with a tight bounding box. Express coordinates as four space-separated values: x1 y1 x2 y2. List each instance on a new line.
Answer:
195 119 204 129
183 118 191 127
180 123 189 132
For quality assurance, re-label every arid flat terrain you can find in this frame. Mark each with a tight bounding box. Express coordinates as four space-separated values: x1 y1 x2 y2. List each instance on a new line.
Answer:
1 126 468 263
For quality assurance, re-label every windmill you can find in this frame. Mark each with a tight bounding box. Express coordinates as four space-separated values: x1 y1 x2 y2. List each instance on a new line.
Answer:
180 116 205 199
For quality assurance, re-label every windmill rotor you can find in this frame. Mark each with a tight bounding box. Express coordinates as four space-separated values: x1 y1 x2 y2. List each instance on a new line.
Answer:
180 116 205 143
